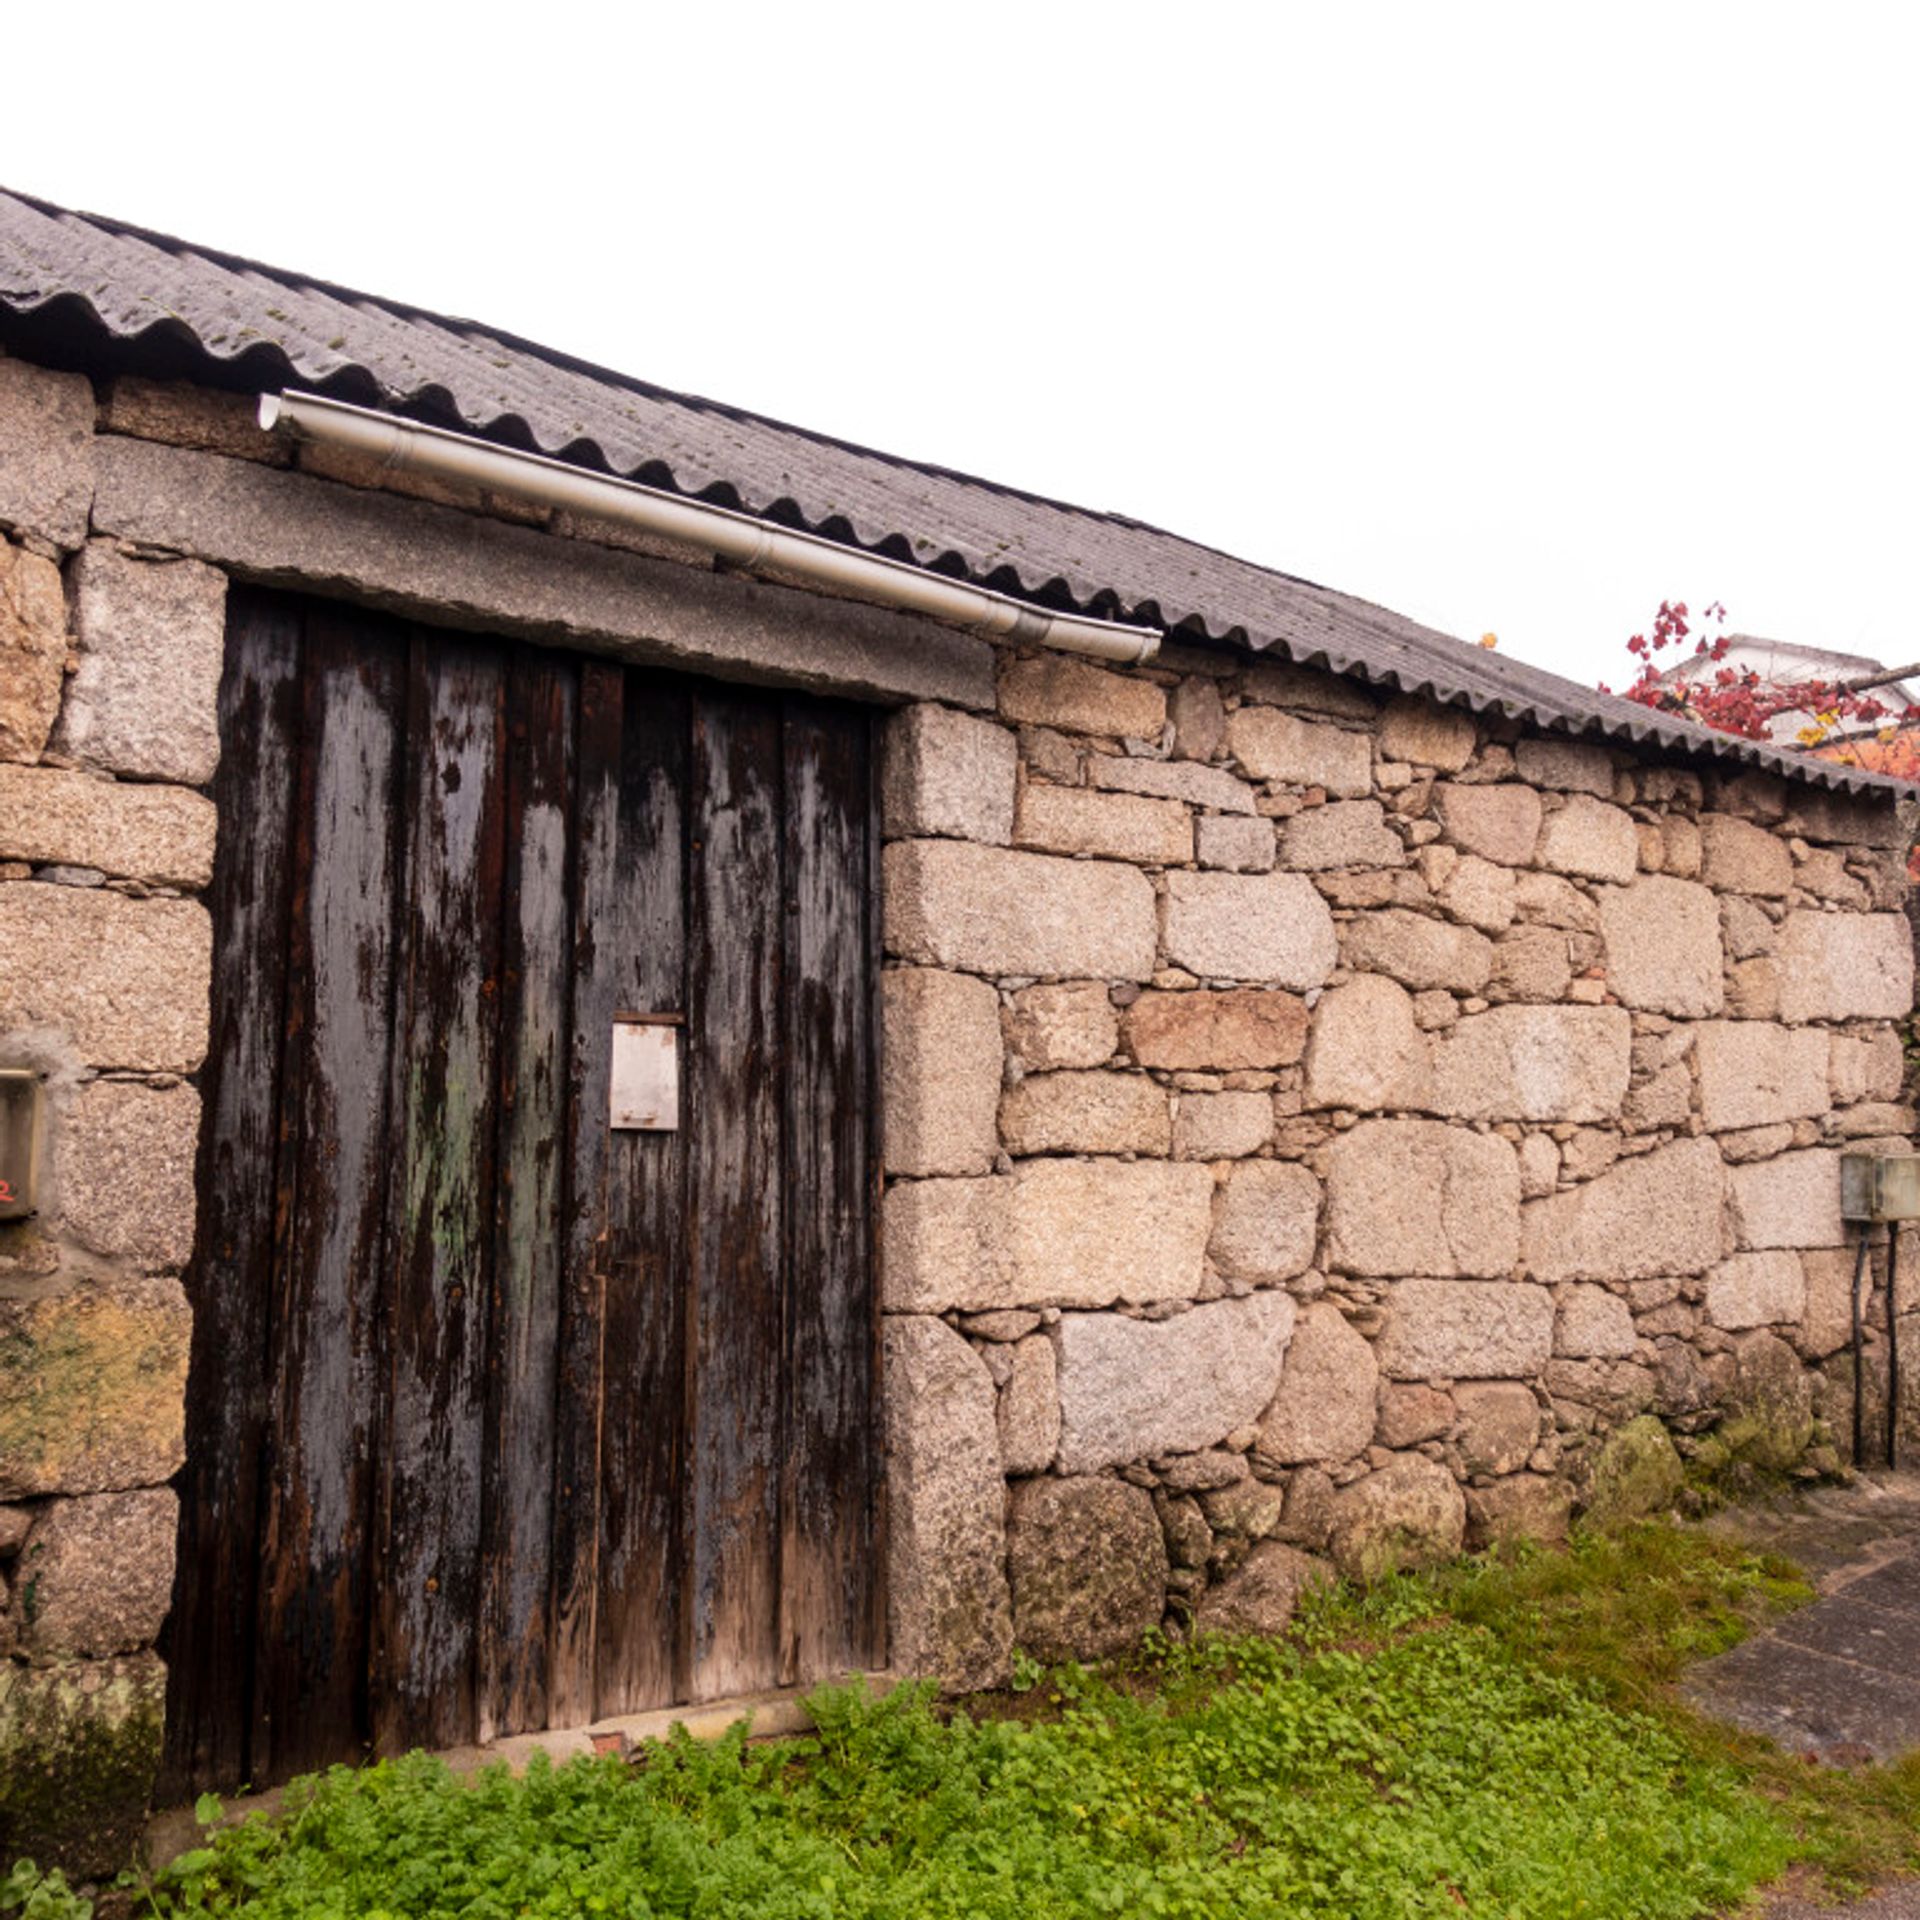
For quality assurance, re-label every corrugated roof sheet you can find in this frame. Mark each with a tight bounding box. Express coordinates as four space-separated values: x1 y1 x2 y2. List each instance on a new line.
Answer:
0 185 1906 798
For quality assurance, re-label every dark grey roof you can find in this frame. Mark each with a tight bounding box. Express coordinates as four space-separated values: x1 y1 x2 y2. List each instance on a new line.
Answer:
0 185 1905 798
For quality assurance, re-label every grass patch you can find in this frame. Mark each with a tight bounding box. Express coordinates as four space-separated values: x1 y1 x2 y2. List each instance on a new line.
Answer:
1400 1520 1817 1707
15 1522 1917 1917
1305 1523 1920 1896
1457 1527 1920 1891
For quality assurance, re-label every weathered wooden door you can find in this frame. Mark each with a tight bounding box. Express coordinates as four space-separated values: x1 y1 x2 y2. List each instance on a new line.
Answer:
163 589 881 1795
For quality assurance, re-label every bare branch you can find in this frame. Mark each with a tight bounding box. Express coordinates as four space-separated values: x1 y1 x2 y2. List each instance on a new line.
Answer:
1834 660 1920 696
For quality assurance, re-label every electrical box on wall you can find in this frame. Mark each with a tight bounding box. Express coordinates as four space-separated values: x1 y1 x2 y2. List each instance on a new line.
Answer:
0 1071 43 1221
1840 1152 1920 1224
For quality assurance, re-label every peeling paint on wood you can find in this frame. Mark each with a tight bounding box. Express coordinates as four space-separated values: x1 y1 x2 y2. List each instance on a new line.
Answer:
165 593 879 1794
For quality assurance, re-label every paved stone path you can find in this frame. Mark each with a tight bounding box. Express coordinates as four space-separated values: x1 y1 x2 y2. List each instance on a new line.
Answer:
1701 1472 1920 1588
1683 1474 1920 1916
1687 1473 1920 1765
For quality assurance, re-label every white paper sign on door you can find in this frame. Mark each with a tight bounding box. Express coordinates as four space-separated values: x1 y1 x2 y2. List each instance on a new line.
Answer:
610 1018 679 1130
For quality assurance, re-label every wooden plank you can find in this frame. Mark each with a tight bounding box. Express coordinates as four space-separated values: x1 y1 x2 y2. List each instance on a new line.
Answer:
860 707 889 1666
251 605 407 1781
160 589 303 1798
777 701 878 1686
477 652 576 1741
546 659 623 1729
592 675 689 1716
371 631 507 1755
685 688 785 1701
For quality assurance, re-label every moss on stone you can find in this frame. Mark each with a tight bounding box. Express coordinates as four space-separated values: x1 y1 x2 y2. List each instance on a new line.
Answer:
1716 1411 1814 1474
1718 1331 1816 1473
0 1653 164 1880
1583 1415 1685 1528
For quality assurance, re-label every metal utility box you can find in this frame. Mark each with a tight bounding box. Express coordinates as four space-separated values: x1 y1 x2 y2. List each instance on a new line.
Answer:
1840 1152 1920 1224
0 1070 43 1221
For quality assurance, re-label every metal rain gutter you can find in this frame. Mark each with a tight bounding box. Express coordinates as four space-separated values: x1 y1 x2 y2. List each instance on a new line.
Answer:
259 390 1165 665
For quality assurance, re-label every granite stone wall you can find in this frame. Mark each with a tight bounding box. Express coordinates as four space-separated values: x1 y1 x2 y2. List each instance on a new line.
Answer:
878 646 1919 1688
0 358 215 1871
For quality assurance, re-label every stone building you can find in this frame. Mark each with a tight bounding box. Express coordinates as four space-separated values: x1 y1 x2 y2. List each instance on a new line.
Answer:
0 188 1914 1869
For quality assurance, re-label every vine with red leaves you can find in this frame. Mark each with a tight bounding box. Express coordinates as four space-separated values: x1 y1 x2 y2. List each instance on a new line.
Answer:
1602 598 1920 757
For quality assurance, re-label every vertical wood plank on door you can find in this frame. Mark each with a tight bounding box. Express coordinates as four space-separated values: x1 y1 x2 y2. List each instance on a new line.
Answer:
547 659 622 1729
253 606 407 1780
372 632 507 1755
861 708 889 1667
479 652 576 1740
592 676 689 1716
685 689 785 1701
161 590 302 1798
777 702 878 1686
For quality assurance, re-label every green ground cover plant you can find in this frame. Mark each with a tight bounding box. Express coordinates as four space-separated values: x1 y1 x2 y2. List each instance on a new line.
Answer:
136 1637 1784 1920
8 1523 1917 1919
1416 1527 1920 1894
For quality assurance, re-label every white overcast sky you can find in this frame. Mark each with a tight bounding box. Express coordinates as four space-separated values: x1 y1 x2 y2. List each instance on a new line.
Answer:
5 3 1916 688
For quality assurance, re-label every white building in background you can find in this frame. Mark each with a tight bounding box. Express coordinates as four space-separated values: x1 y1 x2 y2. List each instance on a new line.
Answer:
1658 635 1920 746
